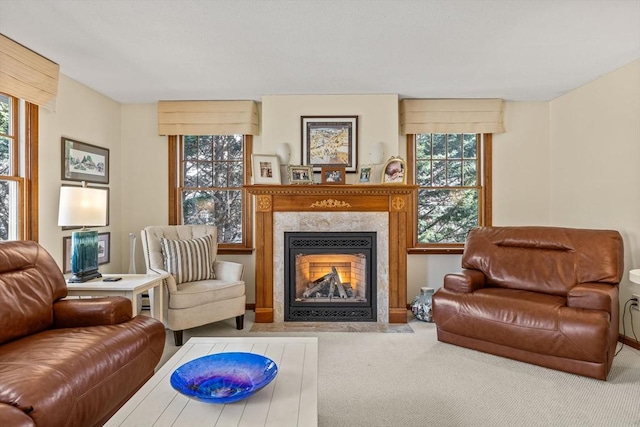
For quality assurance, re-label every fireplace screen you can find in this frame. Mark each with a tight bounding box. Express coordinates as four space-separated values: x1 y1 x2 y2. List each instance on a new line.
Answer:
285 232 376 321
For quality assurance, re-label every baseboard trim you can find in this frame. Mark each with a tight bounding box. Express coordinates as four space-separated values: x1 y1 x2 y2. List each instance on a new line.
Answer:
618 334 640 351
246 303 256 310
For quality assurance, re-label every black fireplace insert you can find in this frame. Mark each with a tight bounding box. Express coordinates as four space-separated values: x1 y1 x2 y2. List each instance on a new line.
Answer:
284 231 376 321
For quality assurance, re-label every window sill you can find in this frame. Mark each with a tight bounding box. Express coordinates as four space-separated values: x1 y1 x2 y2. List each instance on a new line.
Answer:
407 247 464 255
217 247 254 255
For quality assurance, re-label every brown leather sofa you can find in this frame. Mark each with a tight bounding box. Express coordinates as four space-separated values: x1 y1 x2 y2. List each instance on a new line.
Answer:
0 240 166 426
433 226 623 380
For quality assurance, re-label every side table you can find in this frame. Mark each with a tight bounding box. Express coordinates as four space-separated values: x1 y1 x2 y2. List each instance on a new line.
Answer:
65 273 169 322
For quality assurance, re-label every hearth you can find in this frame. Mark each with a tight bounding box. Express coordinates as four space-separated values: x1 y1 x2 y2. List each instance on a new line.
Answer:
284 231 377 321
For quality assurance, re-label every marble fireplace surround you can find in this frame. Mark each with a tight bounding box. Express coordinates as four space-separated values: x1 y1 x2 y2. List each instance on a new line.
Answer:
246 185 416 324
275 212 387 322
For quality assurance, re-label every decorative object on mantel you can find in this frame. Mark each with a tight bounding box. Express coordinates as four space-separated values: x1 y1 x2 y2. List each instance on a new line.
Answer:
411 287 434 322
321 166 346 184
251 154 281 184
357 164 372 183
275 142 291 165
288 165 314 185
301 115 358 173
170 352 278 404
382 156 406 184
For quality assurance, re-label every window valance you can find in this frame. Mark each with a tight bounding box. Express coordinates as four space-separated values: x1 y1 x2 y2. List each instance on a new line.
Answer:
0 34 59 110
157 100 259 136
400 98 504 134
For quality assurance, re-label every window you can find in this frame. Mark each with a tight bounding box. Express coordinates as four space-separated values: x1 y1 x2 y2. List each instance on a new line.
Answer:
0 93 37 241
170 134 253 253
409 133 491 253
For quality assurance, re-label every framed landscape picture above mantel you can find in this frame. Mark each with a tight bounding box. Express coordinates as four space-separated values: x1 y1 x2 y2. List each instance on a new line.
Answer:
301 115 358 173
61 137 109 184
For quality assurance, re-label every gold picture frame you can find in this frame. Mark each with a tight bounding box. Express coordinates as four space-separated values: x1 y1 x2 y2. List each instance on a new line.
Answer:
288 165 314 184
381 157 406 184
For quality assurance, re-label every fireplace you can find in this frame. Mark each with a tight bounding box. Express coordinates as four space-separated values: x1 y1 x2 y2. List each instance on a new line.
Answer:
284 232 376 321
246 184 416 324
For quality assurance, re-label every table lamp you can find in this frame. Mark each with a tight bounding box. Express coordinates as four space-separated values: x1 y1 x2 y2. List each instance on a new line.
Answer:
58 183 107 282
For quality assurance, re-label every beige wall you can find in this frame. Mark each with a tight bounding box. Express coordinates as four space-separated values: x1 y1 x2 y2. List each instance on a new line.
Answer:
549 59 640 333
39 75 122 273
36 62 640 338
261 94 400 184
407 101 551 299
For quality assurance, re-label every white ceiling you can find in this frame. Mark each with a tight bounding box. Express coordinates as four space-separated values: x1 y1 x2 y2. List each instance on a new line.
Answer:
1 0 639 104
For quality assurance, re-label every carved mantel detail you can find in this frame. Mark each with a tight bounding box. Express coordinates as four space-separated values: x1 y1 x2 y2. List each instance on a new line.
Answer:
391 196 405 211
256 195 272 212
311 199 351 208
246 184 417 324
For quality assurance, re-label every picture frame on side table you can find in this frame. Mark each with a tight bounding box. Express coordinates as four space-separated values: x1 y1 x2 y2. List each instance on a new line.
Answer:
382 157 406 184
321 166 346 185
357 164 372 183
301 116 358 173
288 165 314 184
63 232 111 273
60 184 110 230
252 154 281 184
61 137 110 184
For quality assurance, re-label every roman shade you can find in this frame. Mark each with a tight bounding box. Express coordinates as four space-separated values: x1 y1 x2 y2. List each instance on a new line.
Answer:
0 34 59 110
157 100 260 135
400 99 505 134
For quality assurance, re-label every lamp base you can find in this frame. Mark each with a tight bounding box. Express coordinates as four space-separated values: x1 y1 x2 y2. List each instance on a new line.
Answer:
67 270 102 283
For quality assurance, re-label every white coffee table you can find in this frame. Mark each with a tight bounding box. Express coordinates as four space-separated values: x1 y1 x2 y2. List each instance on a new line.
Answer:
65 273 169 322
105 337 318 427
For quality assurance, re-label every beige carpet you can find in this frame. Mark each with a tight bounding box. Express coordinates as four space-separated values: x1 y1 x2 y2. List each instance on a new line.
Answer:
158 311 640 427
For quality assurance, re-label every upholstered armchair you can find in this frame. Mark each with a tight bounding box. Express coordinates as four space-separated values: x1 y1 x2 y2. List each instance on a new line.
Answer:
141 225 246 346
433 226 623 380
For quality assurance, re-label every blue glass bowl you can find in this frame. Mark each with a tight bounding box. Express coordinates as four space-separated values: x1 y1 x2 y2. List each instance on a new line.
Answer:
170 352 278 404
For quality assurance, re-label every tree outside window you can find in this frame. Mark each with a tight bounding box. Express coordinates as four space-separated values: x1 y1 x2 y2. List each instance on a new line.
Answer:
413 133 489 249
0 94 21 241
177 134 251 250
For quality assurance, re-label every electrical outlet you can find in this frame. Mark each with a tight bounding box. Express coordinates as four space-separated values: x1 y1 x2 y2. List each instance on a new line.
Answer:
633 294 640 311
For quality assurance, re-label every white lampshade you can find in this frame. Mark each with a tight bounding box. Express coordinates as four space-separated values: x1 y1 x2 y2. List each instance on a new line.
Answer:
58 186 107 227
369 142 385 165
630 269 640 285
276 143 291 165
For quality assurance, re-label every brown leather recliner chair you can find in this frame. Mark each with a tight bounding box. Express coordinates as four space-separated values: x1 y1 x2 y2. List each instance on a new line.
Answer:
433 226 623 380
0 240 166 426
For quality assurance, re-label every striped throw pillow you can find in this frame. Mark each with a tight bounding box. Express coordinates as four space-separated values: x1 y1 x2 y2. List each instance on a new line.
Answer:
160 234 216 284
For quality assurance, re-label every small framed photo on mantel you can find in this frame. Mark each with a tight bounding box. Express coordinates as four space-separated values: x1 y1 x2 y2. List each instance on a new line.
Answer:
252 154 281 185
382 157 406 184
321 166 346 185
288 165 314 185
357 164 372 183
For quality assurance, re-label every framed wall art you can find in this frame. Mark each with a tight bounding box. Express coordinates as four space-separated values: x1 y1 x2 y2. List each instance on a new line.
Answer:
382 157 406 184
60 184 110 230
301 115 358 173
288 165 314 185
321 166 346 185
63 232 110 273
252 154 281 184
61 137 109 184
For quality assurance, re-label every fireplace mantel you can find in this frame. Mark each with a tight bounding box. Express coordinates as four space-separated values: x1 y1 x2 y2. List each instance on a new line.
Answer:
246 184 417 323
